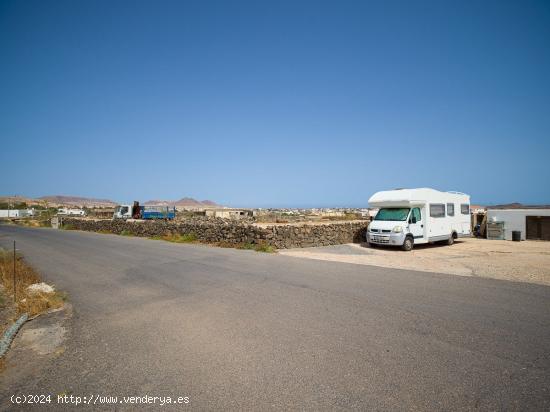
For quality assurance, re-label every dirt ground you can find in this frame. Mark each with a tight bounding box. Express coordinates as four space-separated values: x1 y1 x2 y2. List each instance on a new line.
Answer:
279 237 550 286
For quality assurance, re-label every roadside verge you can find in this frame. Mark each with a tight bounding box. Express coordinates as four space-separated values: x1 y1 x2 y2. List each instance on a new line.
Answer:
0 248 67 363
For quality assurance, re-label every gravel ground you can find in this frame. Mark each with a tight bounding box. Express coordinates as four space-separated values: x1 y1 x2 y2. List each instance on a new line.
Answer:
279 237 550 286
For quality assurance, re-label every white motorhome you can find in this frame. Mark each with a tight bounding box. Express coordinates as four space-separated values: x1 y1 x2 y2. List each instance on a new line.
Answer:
58 208 86 216
367 188 471 251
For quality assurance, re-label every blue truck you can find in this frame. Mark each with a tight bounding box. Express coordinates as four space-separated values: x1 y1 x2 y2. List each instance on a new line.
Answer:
113 202 176 220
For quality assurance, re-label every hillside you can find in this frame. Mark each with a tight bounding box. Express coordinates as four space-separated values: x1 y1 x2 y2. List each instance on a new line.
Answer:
0 195 117 208
487 202 550 210
38 195 117 207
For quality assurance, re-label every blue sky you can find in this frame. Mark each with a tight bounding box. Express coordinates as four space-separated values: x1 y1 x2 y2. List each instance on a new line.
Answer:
1 0 549 207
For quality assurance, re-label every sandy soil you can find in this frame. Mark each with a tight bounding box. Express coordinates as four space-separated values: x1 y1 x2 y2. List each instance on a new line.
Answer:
279 238 550 286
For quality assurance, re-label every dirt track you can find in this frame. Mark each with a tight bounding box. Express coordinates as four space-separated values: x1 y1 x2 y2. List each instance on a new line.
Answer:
280 237 550 286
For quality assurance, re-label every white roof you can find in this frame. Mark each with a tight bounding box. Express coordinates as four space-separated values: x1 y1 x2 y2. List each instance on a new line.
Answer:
368 188 469 207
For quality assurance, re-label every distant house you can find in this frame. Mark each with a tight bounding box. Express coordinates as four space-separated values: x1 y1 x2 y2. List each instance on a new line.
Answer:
487 208 550 241
204 209 254 219
469 204 486 214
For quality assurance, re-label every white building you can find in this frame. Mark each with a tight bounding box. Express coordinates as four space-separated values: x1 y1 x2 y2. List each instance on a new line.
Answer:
204 209 254 219
0 209 20 218
486 209 550 240
0 209 35 218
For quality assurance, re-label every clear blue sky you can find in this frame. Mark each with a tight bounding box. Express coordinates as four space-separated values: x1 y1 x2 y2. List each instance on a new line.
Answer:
1 0 549 207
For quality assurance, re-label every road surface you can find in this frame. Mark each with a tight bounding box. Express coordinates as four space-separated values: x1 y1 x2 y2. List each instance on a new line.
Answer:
1 225 549 410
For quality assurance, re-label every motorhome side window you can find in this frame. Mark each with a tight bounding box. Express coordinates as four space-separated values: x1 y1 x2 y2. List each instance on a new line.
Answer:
447 203 454 216
461 204 469 215
430 204 445 218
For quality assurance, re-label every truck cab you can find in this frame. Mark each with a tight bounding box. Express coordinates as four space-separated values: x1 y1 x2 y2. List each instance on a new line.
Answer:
113 205 133 219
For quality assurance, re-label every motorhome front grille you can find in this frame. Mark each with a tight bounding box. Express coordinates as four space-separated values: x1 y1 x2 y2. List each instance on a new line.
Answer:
381 229 391 233
370 229 379 233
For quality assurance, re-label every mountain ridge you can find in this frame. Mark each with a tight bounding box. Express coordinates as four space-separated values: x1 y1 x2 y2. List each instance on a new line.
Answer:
143 198 220 208
38 195 117 206
0 195 221 208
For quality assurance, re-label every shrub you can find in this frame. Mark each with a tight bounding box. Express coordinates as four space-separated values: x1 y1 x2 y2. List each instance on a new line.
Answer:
237 242 276 253
253 242 276 253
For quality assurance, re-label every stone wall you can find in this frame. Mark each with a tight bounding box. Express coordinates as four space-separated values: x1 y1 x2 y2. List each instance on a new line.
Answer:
261 222 368 248
61 217 369 249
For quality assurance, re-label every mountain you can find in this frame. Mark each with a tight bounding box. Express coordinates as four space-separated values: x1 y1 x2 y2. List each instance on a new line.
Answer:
38 195 117 207
2 194 219 208
487 202 550 210
143 197 220 208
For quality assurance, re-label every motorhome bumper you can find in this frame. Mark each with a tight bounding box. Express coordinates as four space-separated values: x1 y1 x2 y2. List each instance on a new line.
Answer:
367 231 406 246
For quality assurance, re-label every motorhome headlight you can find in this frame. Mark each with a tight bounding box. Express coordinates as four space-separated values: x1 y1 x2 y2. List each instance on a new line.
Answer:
392 226 403 233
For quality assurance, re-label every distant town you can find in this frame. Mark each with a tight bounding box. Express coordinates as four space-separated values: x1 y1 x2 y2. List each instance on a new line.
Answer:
0 194 374 222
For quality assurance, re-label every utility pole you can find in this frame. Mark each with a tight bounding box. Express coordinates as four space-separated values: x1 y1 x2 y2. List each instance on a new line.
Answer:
13 240 16 303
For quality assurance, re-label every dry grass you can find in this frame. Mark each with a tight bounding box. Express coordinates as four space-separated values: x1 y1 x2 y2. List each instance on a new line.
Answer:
150 233 197 243
149 233 276 252
14 218 51 228
214 241 276 253
0 249 66 318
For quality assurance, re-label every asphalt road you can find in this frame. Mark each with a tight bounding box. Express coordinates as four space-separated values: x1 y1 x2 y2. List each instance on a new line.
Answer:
1 225 549 410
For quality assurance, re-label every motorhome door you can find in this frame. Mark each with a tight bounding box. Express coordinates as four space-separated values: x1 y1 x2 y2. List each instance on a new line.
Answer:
409 207 424 239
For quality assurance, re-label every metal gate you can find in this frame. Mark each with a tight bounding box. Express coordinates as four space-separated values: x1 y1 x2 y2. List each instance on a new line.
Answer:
487 221 505 240
526 216 550 240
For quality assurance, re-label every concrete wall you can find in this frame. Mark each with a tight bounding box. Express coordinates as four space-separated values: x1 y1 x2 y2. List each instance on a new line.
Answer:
486 209 550 240
60 218 369 249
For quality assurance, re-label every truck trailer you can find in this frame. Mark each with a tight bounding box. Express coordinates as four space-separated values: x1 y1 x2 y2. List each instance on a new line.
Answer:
367 188 471 251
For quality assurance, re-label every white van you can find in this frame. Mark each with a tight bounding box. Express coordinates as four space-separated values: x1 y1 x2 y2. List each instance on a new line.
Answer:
366 188 471 251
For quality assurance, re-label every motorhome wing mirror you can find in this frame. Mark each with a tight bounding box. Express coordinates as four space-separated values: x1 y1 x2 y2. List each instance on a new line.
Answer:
411 216 417 224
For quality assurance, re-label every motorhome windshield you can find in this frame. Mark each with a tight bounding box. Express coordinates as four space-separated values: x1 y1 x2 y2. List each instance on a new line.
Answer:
374 208 410 221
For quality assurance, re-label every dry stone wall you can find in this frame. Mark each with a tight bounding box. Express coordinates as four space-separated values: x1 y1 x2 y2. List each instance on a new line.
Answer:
61 218 369 249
